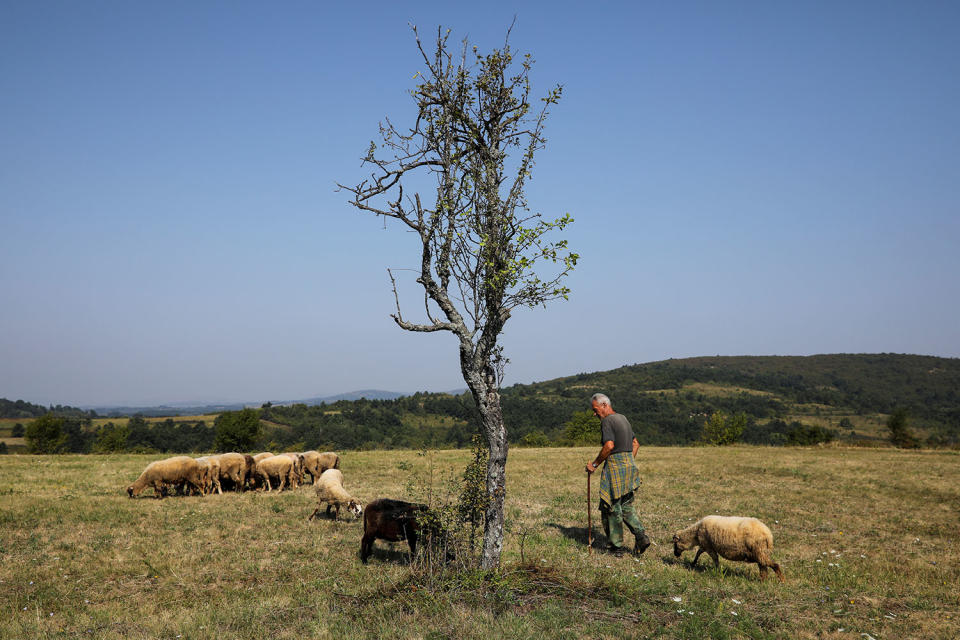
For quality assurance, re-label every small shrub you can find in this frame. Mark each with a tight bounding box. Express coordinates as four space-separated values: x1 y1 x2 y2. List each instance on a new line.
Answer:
701 411 746 446
887 408 920 449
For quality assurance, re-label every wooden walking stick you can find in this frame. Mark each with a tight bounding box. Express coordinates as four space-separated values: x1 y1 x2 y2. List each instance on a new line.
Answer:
587 470 593 555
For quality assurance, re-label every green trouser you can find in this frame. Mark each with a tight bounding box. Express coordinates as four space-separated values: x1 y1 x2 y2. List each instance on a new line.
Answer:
600 491 645 549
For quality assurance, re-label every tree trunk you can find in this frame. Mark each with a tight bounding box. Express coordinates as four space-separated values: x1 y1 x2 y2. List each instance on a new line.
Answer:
478 385 507 569
462 350 509 570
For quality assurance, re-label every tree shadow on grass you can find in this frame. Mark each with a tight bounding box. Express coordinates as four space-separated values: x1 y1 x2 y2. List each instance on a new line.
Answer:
545 522 608 551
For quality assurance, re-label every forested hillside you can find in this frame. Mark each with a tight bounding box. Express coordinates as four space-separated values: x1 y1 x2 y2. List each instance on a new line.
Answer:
4 353 958 453
0 398 92 419
500 353 960 446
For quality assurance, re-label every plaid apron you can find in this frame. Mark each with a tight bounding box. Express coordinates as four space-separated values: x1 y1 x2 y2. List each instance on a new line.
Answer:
599 451 641 508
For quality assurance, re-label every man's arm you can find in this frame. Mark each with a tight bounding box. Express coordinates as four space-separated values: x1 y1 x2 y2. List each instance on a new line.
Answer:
632 437 639 457
586 441 615 474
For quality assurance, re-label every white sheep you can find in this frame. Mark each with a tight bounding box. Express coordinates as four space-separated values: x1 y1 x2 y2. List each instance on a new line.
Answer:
279 452 305 488
195 456 223 495
308 469 362 521
210 452 250 492
301 450 339 484
256 454 296 492
248 453 274 490
127 456 204 499
673 515 785 582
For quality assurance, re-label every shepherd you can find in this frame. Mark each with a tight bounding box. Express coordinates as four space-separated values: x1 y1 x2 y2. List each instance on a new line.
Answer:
584 393 652 557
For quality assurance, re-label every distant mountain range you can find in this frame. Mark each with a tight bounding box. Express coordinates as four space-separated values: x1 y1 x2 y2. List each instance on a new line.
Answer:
82 389 412 417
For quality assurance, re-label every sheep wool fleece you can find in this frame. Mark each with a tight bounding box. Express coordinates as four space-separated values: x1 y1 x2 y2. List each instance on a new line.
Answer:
599 452 645 550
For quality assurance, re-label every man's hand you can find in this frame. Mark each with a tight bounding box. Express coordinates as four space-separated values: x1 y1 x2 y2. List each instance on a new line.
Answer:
585 462 596 474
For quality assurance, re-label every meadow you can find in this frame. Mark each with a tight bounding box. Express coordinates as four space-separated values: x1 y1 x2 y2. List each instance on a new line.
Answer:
0 446 957 639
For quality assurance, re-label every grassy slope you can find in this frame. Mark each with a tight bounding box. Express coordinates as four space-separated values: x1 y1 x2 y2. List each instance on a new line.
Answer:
1 446 957 639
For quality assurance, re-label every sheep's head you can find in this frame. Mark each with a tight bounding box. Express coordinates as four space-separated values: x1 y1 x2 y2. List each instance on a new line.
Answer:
126 485 135 498
347 500 363 519
672 531 692 557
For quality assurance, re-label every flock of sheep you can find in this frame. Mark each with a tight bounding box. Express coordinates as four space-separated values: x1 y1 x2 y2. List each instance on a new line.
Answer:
126 453 784 579
125 450 352 503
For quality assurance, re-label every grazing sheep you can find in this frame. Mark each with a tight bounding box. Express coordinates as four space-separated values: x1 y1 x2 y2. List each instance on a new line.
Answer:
359 498 428 563
211 452 249 492
301 450 339 484
279 452 305 488
192 457 212 495
127 456 204 499
256 454 296 492
195 456 222 495
308 469 362 521
673 516 785 582
248 453 274 489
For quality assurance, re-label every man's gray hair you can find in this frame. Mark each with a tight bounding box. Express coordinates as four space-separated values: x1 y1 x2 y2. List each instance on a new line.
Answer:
591 393 611 407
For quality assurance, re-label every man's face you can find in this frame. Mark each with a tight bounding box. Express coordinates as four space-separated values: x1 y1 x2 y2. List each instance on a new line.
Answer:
591 401 605 418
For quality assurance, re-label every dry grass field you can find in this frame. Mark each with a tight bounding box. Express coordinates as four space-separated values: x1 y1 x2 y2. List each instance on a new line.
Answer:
1 446 957 639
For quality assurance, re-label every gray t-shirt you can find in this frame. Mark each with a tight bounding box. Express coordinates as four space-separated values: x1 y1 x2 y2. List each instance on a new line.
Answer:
600 413 635 453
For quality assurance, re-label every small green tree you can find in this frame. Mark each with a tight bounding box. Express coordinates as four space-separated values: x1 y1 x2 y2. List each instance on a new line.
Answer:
214 408 262 452
12 423 25 437
701 410 746 446
887 408 920 449
26 414 69 453
561 410 598 445
93 422 131 453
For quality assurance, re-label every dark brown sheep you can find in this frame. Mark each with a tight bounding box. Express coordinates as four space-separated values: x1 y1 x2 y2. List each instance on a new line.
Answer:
359 498 429 564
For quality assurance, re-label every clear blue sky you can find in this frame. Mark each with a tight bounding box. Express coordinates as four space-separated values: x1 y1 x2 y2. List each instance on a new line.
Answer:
2 1 958 407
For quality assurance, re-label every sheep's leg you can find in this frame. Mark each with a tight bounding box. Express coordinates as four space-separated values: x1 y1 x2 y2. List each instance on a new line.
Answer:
406 525 418 561
215 478 222 495
153 481 165 499
325 504 333 517
360 534 375 564
771 562 785 582
308 505 322 521
709 550 720 569
264 475 272 492
759 564 768 581
692 548 704 566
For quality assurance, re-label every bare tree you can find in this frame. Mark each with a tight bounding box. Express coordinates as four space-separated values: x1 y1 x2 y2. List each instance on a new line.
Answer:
339 24 576 568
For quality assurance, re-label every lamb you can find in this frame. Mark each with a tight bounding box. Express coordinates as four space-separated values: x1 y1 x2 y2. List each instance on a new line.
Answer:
127 456 204 499
308 469 362 521
195 456 223 495
301 450 339 484
672 515 785 582
256 454 296 491
359 498 429 564
252 452 274 462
